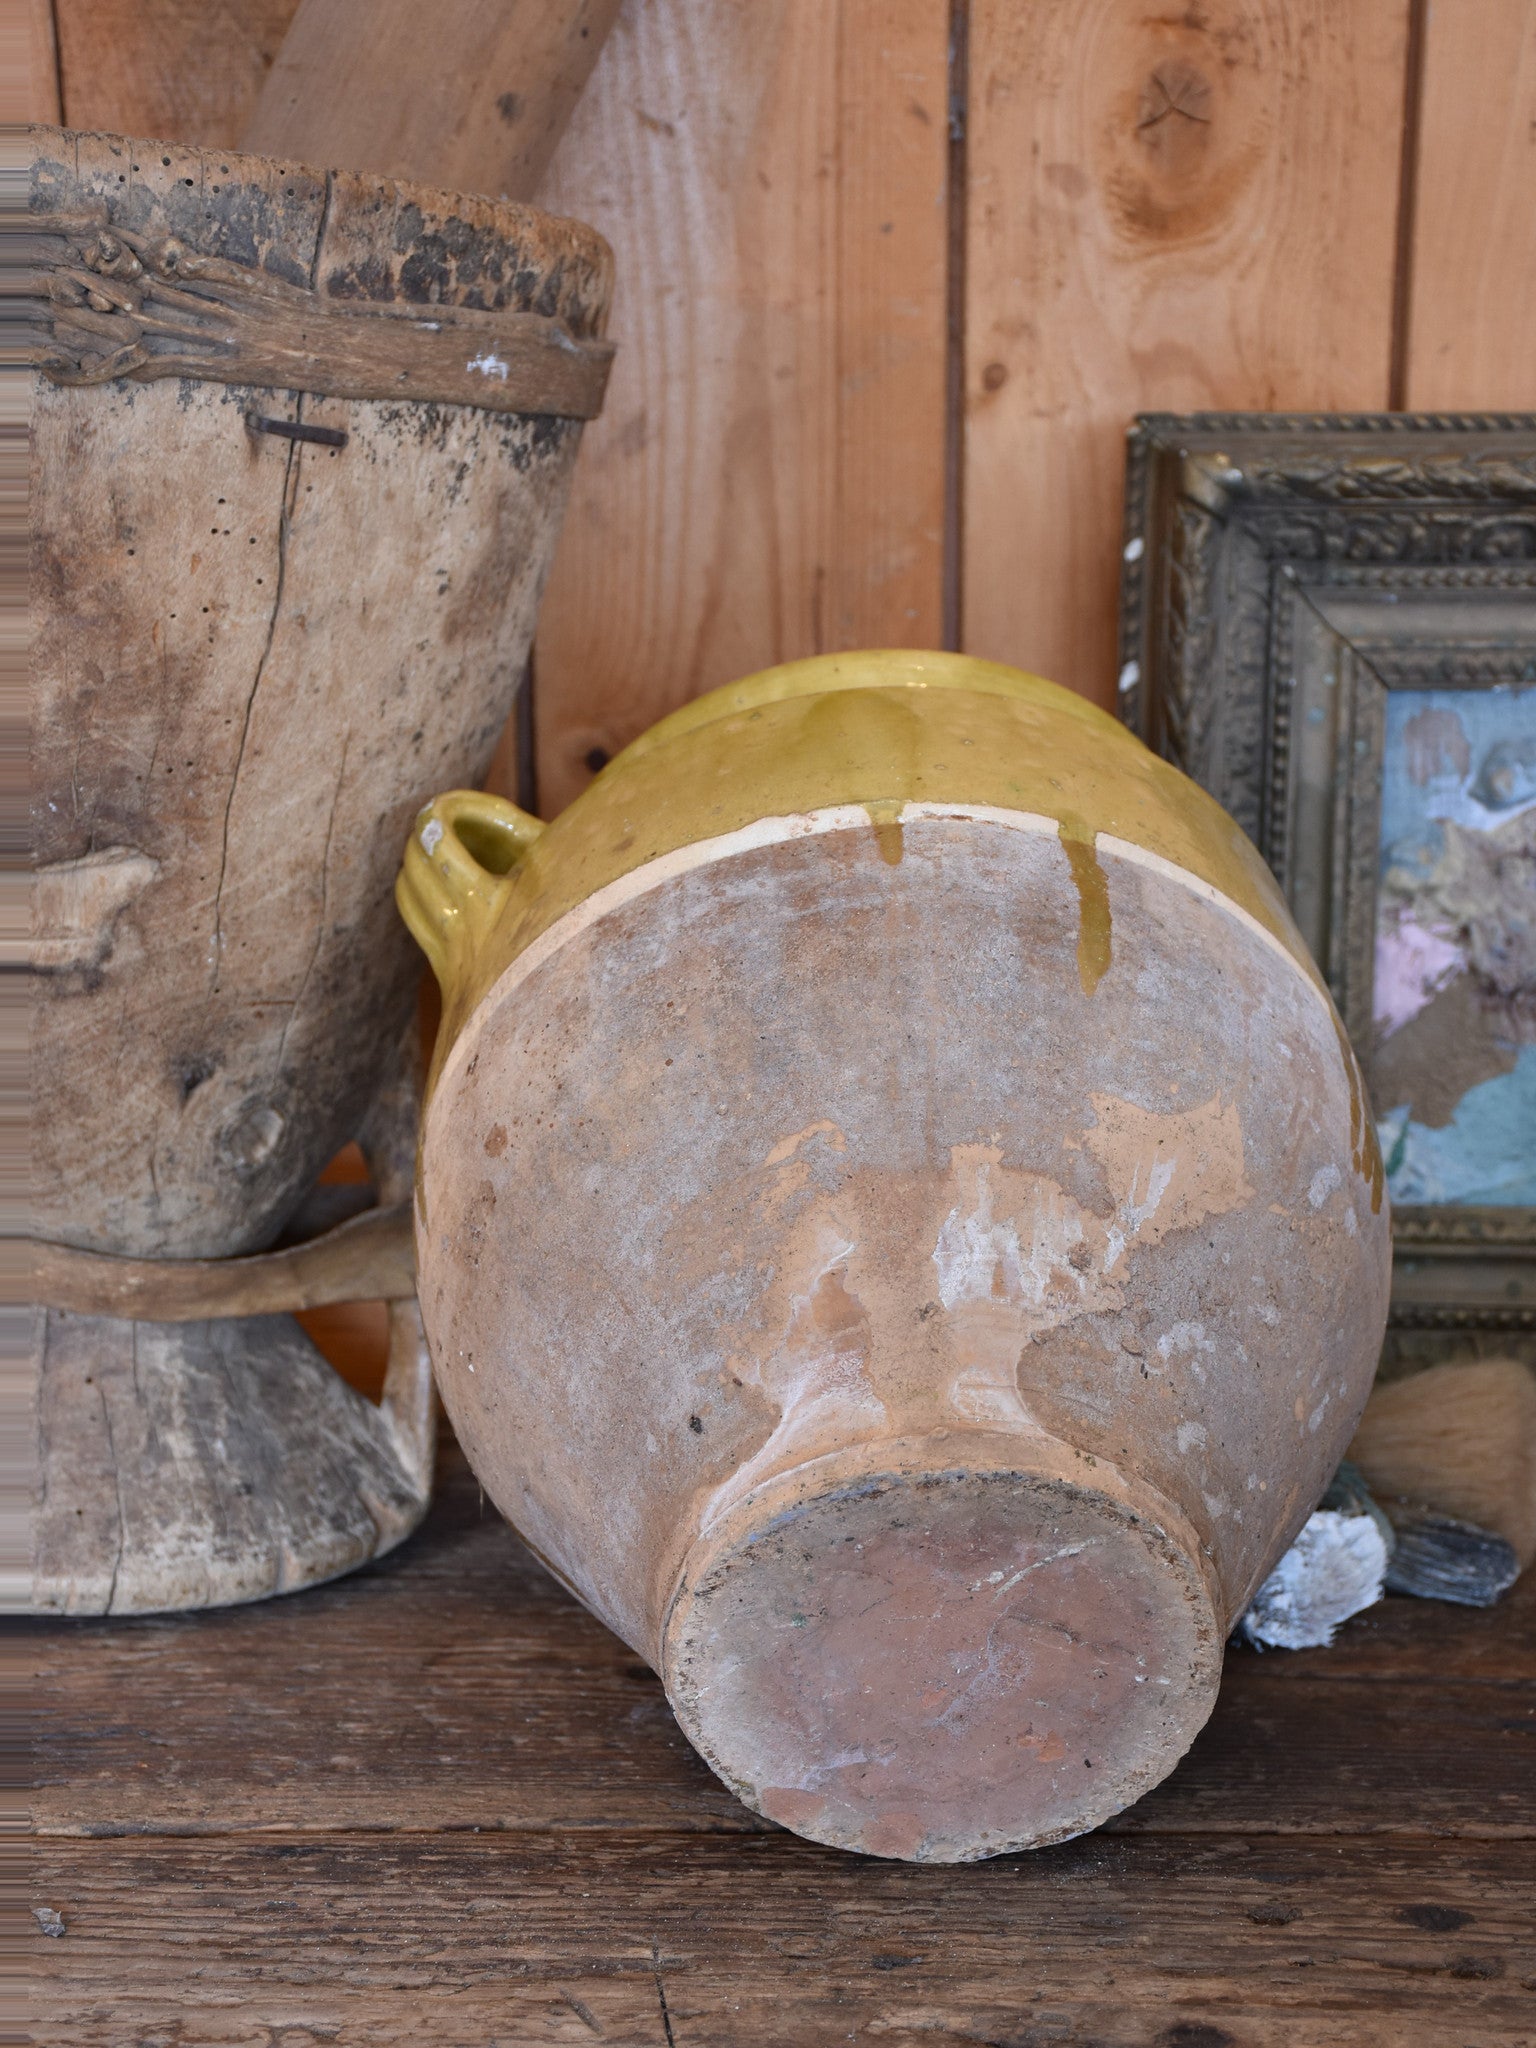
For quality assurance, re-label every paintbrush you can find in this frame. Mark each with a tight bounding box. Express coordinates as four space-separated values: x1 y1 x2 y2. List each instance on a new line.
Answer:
1239 1359 1536 1643
1348 1357 1536 1573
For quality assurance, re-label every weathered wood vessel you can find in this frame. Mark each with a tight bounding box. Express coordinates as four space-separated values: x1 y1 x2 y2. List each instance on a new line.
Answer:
400 650 1394 1862
26 127 613 1613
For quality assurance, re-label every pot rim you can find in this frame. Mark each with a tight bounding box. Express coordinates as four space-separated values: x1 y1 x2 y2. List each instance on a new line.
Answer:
608 648 1122 769
401 653 1337 1090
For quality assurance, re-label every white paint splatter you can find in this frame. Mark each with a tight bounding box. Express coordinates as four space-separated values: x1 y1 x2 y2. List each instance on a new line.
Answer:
420 818 444 854
1122 1158 1177 1237
971 1543 1092 1597
467 351 510 380
1104 1156 1177 1272
1308 1164 1342 1209
933 1185 1030 1310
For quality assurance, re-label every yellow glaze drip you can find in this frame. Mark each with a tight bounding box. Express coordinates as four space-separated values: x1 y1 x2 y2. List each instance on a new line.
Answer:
863 800 907 867
1057 812 1112 997
1330 1005 1387 1214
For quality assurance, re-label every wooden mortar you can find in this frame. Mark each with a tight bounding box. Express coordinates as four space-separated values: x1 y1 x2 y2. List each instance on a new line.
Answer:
26 126 612 1613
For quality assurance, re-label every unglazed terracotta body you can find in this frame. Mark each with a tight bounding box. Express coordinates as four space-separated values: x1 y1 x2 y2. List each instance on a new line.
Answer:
401 651 1392 1862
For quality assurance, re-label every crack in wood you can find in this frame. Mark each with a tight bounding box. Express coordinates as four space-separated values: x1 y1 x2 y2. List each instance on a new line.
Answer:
276 730 349 1079
556 1987 605 2036
210 421 301 996
652 1937 678 2047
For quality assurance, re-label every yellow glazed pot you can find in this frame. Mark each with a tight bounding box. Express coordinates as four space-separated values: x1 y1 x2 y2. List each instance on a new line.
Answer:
399 650 1391 1862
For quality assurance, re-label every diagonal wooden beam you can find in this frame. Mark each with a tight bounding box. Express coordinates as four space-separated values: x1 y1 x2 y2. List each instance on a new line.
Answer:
243 0 623 200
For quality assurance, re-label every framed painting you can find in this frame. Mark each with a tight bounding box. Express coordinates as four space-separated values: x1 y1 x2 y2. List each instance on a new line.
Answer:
1118 414 1536 1336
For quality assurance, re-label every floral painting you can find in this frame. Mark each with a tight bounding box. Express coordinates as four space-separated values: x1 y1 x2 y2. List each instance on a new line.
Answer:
1371 684 1536 1207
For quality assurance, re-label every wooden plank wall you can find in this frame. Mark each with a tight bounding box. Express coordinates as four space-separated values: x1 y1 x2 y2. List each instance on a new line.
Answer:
31 0 1536 799
532 0 951 810
1403 0 1536 409
962 0 1412 701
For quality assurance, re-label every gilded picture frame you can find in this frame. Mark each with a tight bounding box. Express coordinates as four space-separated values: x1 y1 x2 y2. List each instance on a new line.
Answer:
1118 413 1536 1336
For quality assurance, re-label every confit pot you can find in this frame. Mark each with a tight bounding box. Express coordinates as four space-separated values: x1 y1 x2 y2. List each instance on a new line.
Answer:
399 650 1392 1862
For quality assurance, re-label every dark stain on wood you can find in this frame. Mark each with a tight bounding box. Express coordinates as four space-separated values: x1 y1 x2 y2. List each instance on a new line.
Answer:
1400 1901 1477 1933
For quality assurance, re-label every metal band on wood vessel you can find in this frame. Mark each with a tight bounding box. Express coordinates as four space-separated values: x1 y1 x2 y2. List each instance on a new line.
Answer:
21 205 615 420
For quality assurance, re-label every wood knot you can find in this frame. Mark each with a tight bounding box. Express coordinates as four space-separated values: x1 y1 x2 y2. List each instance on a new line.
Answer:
220 1102 287 1175
1132 59 1216 194
1105 35 1258 245
1137 60 1214 142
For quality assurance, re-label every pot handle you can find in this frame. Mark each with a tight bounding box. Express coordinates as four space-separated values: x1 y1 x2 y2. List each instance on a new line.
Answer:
396 789 545 994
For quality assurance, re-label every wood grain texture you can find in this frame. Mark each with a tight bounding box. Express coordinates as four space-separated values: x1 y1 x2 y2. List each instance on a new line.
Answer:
15 0 60 124
1403 0 1536 409
24 12 1536 2025
53 0 300 151
962 0 1411 711
29 138 603 1614
35 230 614 421
30 1309 428 1615
33 1201 413 1319
34 1445 1536 1840
531 0 950 813
31 1440 1535 2038
34 1834 1535 2047
31 135 607 1262
243 0 622 200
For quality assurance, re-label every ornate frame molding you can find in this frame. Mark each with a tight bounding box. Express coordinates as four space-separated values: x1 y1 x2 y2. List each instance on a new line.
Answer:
1119 414 1536 1332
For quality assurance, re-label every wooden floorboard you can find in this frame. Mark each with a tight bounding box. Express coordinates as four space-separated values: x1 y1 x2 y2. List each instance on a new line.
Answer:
35 1445 1536 1843
30 1439 1536 2043
35 1835 1535 2046
34 1615 1536 1843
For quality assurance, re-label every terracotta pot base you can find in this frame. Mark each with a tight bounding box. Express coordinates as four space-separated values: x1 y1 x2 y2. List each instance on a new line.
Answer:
663 1433 1222 1862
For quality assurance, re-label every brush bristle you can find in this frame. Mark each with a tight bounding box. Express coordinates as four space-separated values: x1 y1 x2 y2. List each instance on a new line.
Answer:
1348 1359 1536 1570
